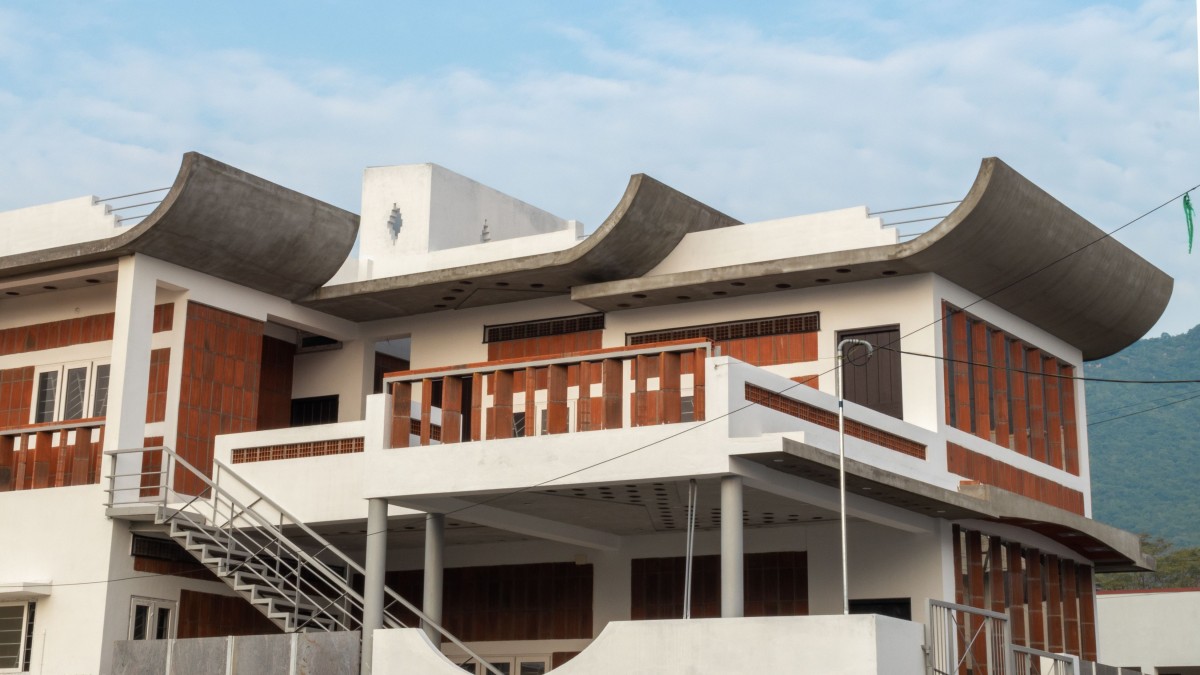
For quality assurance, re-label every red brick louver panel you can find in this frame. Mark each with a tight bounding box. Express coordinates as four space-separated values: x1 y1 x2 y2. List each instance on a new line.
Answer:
0 304 174 356
942 303 1080 475
174 302 262 493
946 442 1084 515
231 437 365 464
744 383 926 459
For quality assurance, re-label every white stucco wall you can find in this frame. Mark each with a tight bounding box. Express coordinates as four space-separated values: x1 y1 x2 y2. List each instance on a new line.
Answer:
0 485 118 675
0 195 119 257
1097 589 1200 673
357 164 581 279
646 206 897 276
374 614 926 675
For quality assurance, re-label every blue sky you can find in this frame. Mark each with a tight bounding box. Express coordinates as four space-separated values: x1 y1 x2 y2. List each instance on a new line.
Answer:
2 1 1198 335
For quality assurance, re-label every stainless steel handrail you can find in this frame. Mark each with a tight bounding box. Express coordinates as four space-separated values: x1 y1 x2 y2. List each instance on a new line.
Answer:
105 445 502 674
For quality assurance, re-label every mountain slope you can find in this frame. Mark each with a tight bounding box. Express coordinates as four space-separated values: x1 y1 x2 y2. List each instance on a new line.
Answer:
1085 325 1200 547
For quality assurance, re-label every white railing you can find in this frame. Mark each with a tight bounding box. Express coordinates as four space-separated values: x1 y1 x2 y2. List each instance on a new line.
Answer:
1013 645 1076 675
97 187 170 226
104 445 502 675
928 599 1014 675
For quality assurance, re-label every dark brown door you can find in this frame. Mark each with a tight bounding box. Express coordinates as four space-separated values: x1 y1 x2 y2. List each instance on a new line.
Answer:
838 325 903 419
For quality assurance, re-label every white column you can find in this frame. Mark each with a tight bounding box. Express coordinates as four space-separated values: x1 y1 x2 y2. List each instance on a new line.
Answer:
105 254 158 503
422 513 445 643
364 393 392 452
720 475 744 618
362 497 389 675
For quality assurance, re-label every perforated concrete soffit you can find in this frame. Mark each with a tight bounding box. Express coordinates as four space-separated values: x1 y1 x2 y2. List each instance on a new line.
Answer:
571 157 1173 361
298 173 741 321
0 152 360 300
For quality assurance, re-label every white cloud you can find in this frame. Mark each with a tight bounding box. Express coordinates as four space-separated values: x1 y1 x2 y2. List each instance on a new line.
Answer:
0 1 1196 334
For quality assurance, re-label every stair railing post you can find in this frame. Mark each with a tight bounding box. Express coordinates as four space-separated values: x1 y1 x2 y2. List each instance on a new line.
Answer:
211 463 220 525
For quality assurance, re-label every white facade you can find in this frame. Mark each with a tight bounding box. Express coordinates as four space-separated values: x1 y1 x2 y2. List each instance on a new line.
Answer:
0 153 1164 674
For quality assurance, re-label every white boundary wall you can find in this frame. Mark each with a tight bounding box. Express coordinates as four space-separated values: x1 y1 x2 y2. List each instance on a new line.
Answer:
374 615 926 675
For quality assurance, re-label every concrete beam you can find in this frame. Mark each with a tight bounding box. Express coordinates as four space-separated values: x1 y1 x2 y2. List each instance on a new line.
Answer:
730 456 935 534
398 497 622 551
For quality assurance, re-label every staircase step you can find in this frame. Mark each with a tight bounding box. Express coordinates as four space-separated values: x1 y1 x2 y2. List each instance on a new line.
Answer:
153 495 359 636
233 570 288 588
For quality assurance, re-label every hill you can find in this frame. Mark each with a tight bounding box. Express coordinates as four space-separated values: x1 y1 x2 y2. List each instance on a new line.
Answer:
1085 325 1200 547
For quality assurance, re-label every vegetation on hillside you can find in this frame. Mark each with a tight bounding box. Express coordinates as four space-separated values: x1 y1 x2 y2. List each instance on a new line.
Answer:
1096 536 1200 590
1085 325 1200 547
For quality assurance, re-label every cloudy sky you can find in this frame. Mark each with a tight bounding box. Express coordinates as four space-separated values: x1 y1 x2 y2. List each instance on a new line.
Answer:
2 1 1197 335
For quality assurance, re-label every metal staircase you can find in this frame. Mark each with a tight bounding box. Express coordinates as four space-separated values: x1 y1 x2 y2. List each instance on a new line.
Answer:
162 513 339 632
106 445 501 673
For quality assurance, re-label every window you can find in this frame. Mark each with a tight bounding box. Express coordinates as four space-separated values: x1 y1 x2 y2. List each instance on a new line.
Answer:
31 360 110 424
457 657 549 675
849 597 911 621
129 597 175 641
0 602 35 672
290 395 339 427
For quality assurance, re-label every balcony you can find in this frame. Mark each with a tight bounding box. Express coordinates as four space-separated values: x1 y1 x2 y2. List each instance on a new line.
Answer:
383 339 713 448
0 418 105 491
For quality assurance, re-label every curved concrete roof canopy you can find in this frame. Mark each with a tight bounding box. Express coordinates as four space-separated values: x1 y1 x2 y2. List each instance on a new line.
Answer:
300 174 742 320
572 158 1173 361
0 153 360 300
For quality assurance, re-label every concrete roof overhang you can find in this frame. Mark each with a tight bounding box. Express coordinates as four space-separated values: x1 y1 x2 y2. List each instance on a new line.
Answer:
0 153 359 300
571 158 1173 361
736 438 1151 573
298 174 741 321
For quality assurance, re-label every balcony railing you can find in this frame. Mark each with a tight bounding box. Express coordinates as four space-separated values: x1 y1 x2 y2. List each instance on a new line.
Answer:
383 339 712 448
0 419 106 491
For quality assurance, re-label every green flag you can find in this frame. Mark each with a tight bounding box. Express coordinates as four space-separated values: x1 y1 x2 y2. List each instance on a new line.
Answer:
1186 192 1195 254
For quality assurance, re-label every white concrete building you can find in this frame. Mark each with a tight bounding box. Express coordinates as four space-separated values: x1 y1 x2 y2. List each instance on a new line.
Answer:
0 153 1171 675
1097 588 1200 674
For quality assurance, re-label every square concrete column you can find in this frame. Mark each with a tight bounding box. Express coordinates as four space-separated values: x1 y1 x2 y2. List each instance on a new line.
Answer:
362 497 389 675
721 475 744 618
105 255 158 503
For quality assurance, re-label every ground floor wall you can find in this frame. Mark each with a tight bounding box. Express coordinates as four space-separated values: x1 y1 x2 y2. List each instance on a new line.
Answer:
0 485 115 675
0 482 275 674
369 516 952 665
375 615 927 675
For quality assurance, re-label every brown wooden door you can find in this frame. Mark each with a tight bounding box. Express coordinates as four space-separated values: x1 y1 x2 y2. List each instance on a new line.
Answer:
839 325 903 419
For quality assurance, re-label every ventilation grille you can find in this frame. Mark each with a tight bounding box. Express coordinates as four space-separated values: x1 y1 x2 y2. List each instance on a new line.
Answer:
628 312 820 345
484 313 605 343
131 534 193 563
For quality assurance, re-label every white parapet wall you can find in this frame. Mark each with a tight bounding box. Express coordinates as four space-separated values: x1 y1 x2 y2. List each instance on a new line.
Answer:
373 615 926 675
0 195 121 256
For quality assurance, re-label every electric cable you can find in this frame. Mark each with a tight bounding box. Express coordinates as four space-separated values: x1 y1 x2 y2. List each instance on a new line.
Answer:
1086 390 1200 427
9 180 1190 588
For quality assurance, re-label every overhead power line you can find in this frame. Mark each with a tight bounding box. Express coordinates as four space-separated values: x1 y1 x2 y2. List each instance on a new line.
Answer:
878 345 1200 385
23 180 1195 588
